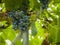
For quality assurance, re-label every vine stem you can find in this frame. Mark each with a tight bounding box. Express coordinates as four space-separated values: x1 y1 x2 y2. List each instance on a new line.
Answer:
11 30 29 45
22 30 29 45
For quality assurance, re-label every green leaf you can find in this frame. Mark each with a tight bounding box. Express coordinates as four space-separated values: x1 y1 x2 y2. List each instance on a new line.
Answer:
31 22 38 36
15 40 22 45
3 0 22 11
0 36 5 45
1 25 16 41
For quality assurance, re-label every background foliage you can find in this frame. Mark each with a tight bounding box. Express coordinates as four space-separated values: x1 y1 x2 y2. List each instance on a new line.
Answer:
0 0 60 45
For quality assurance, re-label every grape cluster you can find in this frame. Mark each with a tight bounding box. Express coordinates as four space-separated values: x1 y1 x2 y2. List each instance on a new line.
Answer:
7 10 30 31
40 0 50 9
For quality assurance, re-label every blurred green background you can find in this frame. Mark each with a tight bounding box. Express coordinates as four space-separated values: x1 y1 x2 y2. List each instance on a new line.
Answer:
0 0 60 45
